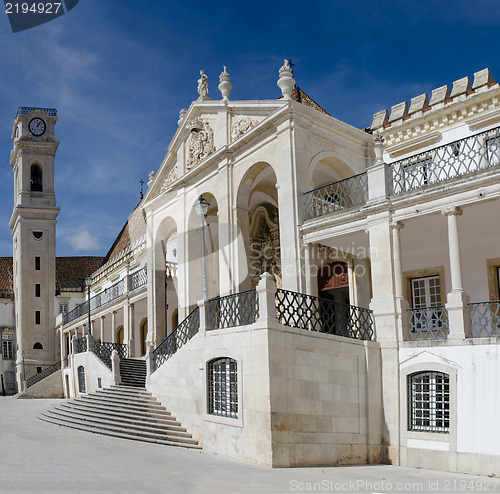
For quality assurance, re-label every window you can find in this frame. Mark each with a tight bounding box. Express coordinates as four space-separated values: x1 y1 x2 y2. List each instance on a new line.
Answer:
78 366 86 393
35 256 40 271
30 164 43 192
2 334 13 359
208 357 238 418
408 371 450 433
59 304 68 314
32 231 43 240
411 275 441 308
35 284 40 297
37 367 42 374
33 342 43 350
35 311 41 324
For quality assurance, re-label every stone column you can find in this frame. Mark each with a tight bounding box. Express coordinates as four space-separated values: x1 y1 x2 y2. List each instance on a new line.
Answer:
111 311 116 343
443 207 471 338
99 316 104 342
391 221 410 340
128 303 135 358
304 242 313 295
367 131 391 202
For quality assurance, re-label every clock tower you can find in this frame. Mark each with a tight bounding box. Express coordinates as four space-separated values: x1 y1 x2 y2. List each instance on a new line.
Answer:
9 107 60 390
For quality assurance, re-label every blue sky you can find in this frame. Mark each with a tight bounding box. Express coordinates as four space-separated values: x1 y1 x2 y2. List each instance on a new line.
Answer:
0 0 499 257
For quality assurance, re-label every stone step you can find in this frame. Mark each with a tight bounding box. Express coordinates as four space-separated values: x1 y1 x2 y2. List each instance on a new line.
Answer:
93 388 156 402
60 401 179 424
47 406 191 437
38 414 201 449
76 395 166 412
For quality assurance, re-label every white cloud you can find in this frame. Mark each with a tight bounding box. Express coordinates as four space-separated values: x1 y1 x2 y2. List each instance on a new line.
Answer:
64 230 102 252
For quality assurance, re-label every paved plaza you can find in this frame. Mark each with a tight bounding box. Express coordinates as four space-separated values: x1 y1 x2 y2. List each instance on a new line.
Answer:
0 396 499 494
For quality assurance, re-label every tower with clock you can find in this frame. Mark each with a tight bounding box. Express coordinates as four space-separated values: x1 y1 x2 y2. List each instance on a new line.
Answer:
9 107 60 390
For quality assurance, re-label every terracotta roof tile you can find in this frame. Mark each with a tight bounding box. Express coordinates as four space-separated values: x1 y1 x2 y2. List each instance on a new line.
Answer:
103 203 146 264
0 257 13 296
56 257 105 290
280 86 331 116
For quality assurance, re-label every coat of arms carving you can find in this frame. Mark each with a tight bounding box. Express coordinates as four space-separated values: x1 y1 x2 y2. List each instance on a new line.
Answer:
186 118 215 170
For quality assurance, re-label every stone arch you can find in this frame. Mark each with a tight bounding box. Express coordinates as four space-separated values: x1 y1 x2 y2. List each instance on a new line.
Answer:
308 150 359 189
139 318 148 357
116 325 124 345
153 216 178 341
187 193 219 304
236 162 280 290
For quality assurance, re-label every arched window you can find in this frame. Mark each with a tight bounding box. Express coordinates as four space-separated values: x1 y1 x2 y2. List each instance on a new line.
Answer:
408 371 450 432
116 326 124 345
207 357 238 418
30 164 43 191
33 341 43 350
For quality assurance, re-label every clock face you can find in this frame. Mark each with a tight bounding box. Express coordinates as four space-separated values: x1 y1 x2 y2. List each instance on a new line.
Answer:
29 117 46 136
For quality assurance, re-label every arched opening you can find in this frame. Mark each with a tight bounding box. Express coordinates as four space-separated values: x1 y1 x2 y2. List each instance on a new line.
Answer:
116 326 124 345
140 318 148 356
310 155 357 190
30 164 43 192
318 261 350 305
187 193 219 304
154 216 178 341
236 163 280 290
33 341 43 350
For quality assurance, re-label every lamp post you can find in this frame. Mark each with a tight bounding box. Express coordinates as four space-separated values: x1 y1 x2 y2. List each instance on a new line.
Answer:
194 195 210 301
84 275 92 335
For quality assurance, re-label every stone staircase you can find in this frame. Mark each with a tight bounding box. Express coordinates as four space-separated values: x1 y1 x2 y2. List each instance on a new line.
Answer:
38 385 200 449
119 358 146 387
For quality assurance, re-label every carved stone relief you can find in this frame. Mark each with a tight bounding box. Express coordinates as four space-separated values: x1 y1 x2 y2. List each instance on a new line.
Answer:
161 166 177 191
186 118 215 170
249 205 281 288
231 117 256 141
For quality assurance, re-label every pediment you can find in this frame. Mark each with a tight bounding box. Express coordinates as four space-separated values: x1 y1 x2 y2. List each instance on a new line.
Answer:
400 350 461 370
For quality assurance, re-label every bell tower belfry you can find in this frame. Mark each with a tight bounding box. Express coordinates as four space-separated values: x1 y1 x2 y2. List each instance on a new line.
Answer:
9 107 60 390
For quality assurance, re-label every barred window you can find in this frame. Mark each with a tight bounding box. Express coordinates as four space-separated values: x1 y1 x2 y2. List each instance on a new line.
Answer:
208 357 238 418
2 334 13 359
408 371 450 433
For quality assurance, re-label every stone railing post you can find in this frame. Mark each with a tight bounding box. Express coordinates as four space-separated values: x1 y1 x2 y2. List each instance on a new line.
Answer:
145 344 154 387
367 131 392 202
197 299 209 335
71 335 76 354
256 272 277 324
111 350 121 385
86 334 91 353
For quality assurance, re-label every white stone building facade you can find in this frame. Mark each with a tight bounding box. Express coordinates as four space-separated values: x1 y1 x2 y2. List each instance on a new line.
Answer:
6 63 500 474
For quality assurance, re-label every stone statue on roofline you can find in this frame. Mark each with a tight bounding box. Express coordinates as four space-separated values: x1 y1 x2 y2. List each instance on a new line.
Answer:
197 70 210 100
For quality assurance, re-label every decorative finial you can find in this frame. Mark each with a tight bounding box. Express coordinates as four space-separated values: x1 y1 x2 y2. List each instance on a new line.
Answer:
373 131 385 164
178 108 187 126
277 59 295 101
147 171 155 188
218 66 232 100
197 70 210 101
139 179 144 199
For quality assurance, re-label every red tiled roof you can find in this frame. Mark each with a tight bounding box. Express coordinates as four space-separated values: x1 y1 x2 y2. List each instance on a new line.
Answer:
0 257 13 294
56 257 105 290
280 86 331 116
102 203 146 264
0 256 105 294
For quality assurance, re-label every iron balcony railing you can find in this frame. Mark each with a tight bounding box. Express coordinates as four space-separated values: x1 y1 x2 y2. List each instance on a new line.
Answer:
207 289 259 330
17 106 57 116
64 278 126 325
131 266 147 291
408 306 449 340
26 362 61 389
304 172 368 220
152 307 200 372
391 125 500 194
275 289 375 341
470 301 500 338
74 336 87 353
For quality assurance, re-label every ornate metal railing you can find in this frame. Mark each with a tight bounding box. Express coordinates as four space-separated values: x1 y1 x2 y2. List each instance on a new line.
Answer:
131 266 147 291
470 301 500 338
304 172 368 220
17 106 57 116
391 126 500 194
275 289 375 341
26 362 61 389
88 335 113 369
64 278 125 325
207 290 259 330
74 336 87 353
152 307 200 372
100 341 128 359
409 306 449 340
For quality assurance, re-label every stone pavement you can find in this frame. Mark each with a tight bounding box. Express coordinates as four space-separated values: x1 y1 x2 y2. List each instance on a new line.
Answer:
1 397 499 494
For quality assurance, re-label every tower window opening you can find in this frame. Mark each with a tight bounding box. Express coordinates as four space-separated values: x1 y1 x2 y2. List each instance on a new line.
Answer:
35 311 41 324
30 164 43 192
35 257 40 270
35 284 40 297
